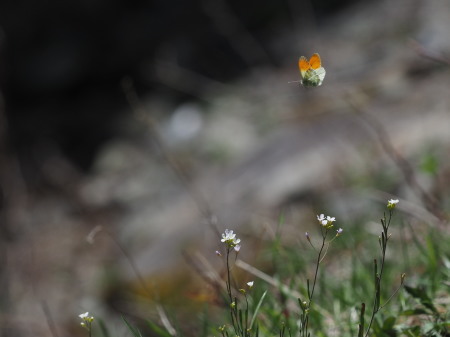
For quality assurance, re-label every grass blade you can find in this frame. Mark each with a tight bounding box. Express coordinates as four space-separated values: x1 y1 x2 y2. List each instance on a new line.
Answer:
250 290 267 330
146 319 174 337
122 316 143 337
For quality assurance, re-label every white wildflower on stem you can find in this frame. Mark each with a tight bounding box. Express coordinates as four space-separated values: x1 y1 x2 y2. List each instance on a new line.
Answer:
317 214 336 229
220 229 245 336
326 215 336 224
79 312 94 336
387 199 399 210
221 229 241 249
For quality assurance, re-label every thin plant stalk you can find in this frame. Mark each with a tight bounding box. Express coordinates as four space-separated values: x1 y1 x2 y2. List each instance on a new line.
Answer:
364 210 392 337
362 203 405 337
301 225 336 337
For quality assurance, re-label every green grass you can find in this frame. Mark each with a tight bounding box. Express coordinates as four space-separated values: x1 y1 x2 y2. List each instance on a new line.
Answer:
77 171 450 337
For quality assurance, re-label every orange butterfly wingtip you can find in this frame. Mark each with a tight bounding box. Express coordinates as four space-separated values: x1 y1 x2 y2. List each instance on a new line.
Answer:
309 53 322 69
298 56 311 75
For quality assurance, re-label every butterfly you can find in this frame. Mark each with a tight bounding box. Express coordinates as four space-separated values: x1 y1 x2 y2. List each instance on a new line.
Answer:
298 53 326 87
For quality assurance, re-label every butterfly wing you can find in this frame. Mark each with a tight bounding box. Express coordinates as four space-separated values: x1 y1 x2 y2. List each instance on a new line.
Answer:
298 56 311 77
313 67 326 86
309 53 322 69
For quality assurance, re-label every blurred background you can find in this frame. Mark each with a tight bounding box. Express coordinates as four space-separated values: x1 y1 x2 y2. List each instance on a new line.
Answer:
1 0 450 335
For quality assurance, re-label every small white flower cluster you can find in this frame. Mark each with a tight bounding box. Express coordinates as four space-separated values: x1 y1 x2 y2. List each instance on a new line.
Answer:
317 214 342 235
79 312 94 330
317 214 336 229
387 199 399 209
221 229 241 251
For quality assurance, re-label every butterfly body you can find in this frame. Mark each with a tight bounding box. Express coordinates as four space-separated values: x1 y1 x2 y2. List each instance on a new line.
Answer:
298 53 326 87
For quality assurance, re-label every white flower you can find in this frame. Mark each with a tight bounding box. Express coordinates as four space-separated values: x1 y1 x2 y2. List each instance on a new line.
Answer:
247 281 254 288
317 214 326 224
387 199 399 209
221 229 236 242
336 228 343 236
221 229 241 248
79 312 94 326
317 214 336 228
79 312 89 319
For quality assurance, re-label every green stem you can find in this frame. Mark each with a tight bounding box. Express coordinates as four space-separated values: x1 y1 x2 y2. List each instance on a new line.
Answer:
301 229 328 337
226 248 233 303
309 230 327 300
244 293 249 336
226 248 239 335
364 211 393 337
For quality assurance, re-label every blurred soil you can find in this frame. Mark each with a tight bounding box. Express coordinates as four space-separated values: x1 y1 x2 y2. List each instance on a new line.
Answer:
1 0 450 335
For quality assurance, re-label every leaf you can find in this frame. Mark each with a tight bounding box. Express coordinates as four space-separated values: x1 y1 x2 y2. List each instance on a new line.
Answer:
250 290 267 330
401 308 430 316
146 319 173 337
307 279 311 300
244 307 248 331
122 316 143 337
404 286 437 313
239 309 243 333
